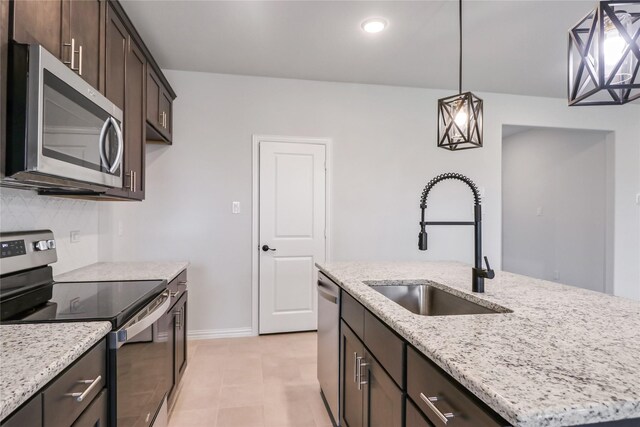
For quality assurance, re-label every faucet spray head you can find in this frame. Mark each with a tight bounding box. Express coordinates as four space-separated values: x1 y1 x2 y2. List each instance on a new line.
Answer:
418 227 428 251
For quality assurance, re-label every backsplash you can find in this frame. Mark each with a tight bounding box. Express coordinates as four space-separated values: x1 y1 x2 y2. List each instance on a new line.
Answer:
0 188 100 275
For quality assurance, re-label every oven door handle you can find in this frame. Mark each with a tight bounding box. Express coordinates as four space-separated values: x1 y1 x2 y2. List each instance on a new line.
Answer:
110 291 170 349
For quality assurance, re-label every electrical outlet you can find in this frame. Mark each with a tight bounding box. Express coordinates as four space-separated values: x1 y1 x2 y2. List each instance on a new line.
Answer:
553 270 559 280
636 193 640 206
117 221 124 236
232 201 241 214
70 230 80 243
536 207 544 216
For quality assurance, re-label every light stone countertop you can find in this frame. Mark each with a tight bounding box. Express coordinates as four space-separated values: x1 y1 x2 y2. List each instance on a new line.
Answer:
55 261 189 283
316 261 640 427
0 322 112 422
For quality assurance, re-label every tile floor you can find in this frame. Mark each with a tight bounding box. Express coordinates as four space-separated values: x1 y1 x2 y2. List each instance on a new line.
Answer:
168 332 333 427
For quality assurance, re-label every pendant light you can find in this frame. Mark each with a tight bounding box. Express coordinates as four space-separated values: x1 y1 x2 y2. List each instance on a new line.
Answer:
568 1 640 106
437 0 483 151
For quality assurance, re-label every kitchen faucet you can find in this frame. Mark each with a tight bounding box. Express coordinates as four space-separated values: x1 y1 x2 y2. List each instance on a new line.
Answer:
418 172 494 293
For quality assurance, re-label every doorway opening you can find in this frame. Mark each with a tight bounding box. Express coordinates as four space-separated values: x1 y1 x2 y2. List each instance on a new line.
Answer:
501 125 614 294
252 135 331 335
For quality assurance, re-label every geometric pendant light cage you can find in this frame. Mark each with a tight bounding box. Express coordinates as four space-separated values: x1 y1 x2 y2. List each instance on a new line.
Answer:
568 1 640 105
437 0 484 150
437 92 483 150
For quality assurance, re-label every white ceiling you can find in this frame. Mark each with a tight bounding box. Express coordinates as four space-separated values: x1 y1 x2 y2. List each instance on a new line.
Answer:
121 0 598 99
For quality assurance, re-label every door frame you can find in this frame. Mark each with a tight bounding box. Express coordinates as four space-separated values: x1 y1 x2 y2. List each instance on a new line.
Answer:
251 134 333 336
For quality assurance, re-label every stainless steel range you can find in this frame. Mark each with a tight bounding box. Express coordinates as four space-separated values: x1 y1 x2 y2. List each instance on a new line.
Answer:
0 230 171 427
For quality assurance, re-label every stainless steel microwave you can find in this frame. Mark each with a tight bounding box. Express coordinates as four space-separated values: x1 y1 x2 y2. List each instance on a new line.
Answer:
4 43 123 192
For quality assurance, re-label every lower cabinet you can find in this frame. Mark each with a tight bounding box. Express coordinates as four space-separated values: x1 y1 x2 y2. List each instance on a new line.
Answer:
168 282 188 410
0 340 107 427
340 321 403 427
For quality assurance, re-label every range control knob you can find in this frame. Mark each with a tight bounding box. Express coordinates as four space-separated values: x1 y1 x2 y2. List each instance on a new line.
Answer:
47 239 56 249
34 240 49 251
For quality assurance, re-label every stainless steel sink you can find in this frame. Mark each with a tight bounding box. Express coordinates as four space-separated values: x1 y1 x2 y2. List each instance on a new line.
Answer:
365 282 510 316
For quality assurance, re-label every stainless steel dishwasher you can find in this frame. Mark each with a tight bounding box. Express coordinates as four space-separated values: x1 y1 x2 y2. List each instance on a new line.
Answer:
317 272 340 426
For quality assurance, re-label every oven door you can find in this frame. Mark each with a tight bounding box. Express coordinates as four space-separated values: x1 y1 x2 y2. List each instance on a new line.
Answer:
109 291 171 427
9 44 124 190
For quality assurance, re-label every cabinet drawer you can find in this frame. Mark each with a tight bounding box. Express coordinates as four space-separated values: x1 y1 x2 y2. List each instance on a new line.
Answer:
364 310 404 388
71 389 107 427
169 269 188 308
1 394 42 427
43 340 106 427
341 290 364 339
407 398 434 427
407 347 508 427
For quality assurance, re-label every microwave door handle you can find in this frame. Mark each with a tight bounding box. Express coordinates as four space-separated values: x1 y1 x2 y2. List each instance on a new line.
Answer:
108 117 124 174
98 118 111 171
110 292 170 349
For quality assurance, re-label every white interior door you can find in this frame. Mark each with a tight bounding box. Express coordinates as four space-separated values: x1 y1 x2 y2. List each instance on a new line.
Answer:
259 140 326 334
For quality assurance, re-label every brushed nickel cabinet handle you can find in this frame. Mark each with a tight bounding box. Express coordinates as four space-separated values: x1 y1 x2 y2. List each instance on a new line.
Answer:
353 352 358 384
63 38 77 70
419 393 455 424
357 358 368 390
65 375 102 402
78 44 83 76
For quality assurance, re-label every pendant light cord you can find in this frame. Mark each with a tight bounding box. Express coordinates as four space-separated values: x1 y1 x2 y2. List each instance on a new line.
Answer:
459 0 463 94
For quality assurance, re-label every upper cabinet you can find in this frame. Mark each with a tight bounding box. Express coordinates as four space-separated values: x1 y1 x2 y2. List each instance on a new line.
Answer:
6 0 176 200
146 66 173 144
11 0 104 89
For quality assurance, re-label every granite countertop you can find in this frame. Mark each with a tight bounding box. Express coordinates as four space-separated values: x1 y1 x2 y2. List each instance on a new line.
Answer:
55 261 189 283
316 261 640 427
0 322 112 422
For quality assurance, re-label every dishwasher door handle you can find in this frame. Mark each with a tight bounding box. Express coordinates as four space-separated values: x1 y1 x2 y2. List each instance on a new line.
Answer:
318 286 338 304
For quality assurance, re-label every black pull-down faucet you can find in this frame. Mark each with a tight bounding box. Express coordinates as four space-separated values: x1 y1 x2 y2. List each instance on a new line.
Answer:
418 173 495 293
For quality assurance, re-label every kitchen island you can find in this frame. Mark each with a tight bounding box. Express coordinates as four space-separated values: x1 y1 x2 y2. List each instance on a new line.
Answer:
316 261 640 427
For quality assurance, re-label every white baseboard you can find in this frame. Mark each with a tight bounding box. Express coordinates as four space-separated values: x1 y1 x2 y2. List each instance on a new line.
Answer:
188 327 255 340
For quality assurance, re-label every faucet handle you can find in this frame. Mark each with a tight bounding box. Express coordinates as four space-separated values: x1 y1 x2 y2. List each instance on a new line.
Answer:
484 256 495 279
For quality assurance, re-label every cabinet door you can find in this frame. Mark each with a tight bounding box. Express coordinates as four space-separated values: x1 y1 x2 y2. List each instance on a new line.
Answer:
363 350 403 427
11 0 63 59
159 90 172 138
124 39 146 200
64 0 102 89
1 394 42 427
71 389 107 427
146 67 160 128
174 292 187 382
406 399 434 427
341 321 365 427
104 4 126 110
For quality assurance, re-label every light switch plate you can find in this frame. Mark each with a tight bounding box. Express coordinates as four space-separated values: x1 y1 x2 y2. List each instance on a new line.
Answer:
232 201 241 214
636 193 640 205
70 230 80 243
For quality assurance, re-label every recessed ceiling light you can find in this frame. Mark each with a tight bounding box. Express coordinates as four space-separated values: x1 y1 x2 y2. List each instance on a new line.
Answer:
361 18 388 34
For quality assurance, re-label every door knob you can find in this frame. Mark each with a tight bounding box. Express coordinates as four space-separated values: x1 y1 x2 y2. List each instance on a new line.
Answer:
261 245 276 252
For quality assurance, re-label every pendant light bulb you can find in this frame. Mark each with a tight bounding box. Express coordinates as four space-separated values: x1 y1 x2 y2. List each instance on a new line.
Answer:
603 13 633 83
454 108 468 127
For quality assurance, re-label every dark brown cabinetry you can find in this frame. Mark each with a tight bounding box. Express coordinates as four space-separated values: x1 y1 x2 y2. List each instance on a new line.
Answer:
167 270 188 410
146 66 173 144
1 0 8 178
340 312 404 427
11 0 103 89
5 0 176 200
0 340 107 427
340 321 403 427
0 394 42 427
10 0 63 60
336 282 509 427
103 4 145 199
